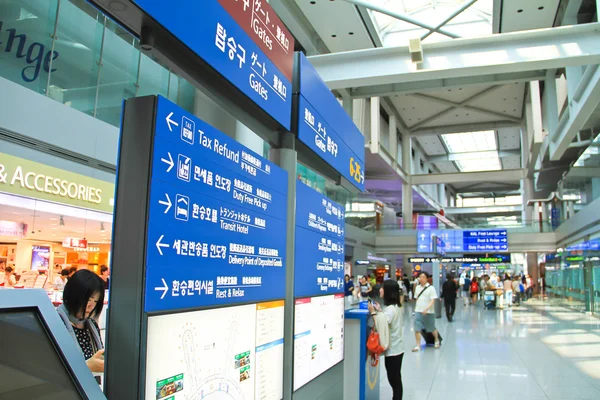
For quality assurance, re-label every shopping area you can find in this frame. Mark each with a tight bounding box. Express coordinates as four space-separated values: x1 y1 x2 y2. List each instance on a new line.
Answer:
1 0 600 400
0 151 113 317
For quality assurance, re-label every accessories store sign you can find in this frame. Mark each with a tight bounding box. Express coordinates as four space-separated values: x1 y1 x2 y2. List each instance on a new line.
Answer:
0 152 114 213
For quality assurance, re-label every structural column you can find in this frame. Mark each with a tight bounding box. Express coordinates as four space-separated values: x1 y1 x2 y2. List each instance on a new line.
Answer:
521 177 534 224
526 252 540 295
270 132 297 400
402 136 413 228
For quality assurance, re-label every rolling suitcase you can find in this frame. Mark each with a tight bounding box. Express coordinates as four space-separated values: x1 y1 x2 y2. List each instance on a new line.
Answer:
421 329 443 346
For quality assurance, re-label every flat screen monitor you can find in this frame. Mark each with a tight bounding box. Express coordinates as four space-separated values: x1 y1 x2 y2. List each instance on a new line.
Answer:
0 308 85 399
293 294 344 391
31 245 51 270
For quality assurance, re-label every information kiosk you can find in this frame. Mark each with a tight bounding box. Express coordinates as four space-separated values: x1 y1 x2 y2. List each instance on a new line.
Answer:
0 289 107 399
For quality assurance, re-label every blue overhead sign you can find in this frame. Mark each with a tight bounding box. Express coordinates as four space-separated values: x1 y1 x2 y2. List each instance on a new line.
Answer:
132 0 292 129
463 229 508 252
417 229 508 253
295 53 365 191
294 182 345 298
144 96 288 313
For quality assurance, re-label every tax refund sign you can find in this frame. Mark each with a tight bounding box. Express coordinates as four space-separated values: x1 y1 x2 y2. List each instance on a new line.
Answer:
132 0 292 129
294 53 365 191
294 182 345 298
145 96 288 312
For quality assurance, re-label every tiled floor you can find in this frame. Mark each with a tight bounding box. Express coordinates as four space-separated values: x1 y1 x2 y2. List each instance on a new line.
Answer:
379 297 600 400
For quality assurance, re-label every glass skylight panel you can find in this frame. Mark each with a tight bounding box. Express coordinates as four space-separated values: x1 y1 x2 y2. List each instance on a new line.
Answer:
441 130 497 153
371 0 493 45
455 158 501 172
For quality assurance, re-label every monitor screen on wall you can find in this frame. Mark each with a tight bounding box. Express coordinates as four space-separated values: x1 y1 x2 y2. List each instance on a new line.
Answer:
31 245 51 270
0 309 85 399
145 301 285 400
293 294 344 391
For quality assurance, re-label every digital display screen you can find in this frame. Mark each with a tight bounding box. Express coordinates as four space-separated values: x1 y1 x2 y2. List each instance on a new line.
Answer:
31 245 51 270
0 309 83 399
145 301 284 400
293 294 344 391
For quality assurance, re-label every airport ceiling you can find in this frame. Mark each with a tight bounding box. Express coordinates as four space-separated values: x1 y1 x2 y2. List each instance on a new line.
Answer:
289 0 575 207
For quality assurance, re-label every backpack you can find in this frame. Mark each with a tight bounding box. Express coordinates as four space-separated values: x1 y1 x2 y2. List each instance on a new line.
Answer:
470 281 478 293
519 283 525 293
367 306 398 366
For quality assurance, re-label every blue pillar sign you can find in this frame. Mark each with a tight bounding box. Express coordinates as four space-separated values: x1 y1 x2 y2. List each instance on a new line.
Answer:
295 53 365 191
144 96 288 313
132 0 292 129
294 182 345 298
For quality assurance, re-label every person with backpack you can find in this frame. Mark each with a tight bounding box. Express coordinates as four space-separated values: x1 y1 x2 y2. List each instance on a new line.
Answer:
470 278 479 305
368 280 404 400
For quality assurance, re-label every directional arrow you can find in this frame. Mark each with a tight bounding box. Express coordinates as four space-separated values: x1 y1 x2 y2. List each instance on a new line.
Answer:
166 112 179 132
154 278 168 299
158 193 172 213
160 152 174 172
156 235 169 255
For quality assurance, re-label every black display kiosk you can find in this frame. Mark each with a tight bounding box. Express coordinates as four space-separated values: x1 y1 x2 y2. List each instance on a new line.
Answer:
0 289 107 399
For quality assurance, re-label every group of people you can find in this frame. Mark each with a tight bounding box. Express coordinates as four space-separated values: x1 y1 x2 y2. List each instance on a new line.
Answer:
439 272 535 319
365 271 442 400
53 265 110 290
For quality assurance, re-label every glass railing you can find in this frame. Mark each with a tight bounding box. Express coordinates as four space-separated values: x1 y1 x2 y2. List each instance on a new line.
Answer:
371 220 556 233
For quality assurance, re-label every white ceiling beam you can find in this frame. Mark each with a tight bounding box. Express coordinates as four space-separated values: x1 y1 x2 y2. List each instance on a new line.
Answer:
410 121 519 136
340 0 460 39
421 0 479 40
550 64 600 160
412 169 526 185
443 205 522 215
566 167 600 178
428 150 521 163
308 23 600 91
351 70 546 98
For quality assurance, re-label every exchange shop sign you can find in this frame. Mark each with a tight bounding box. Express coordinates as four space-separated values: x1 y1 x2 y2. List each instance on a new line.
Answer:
144 96 288 313
133 0 292 129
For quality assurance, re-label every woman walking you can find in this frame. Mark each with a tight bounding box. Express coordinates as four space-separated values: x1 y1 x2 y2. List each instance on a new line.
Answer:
369 280 405 399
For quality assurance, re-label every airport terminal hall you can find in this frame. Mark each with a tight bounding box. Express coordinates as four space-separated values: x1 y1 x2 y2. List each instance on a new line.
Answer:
3 0 600 399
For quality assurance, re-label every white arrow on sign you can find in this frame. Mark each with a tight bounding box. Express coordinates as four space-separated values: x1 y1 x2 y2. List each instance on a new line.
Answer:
156 235 169 255
158 193 172 213
160 152 174 172
155 278 168 299
166 112 179 132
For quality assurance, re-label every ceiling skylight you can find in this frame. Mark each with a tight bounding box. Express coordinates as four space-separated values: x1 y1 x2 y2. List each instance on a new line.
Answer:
370 0 493 46
456 158 501 172
441 130 497 153
441 130 501 172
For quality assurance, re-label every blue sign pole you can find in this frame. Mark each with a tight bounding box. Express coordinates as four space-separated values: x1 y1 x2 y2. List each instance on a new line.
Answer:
144 96 288 313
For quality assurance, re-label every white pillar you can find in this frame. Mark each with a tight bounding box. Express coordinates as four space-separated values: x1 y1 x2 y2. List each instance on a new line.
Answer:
389 116 398 163
370 97 380 154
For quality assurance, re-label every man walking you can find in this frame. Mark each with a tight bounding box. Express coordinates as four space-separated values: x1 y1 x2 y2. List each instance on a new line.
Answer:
442 274 458 322
413 272 441 351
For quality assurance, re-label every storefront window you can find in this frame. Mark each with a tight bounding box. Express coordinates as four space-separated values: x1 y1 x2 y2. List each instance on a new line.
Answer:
95 17 139 126
0 0 59 94
0 0 197 127
48 0 104 117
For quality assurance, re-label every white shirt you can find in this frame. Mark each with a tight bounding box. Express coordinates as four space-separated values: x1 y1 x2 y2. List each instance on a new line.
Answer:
383 305 404 356
414 283 437 314
53 276 65 290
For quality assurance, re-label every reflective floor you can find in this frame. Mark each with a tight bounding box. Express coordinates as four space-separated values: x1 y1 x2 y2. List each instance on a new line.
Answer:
380 297 600 400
